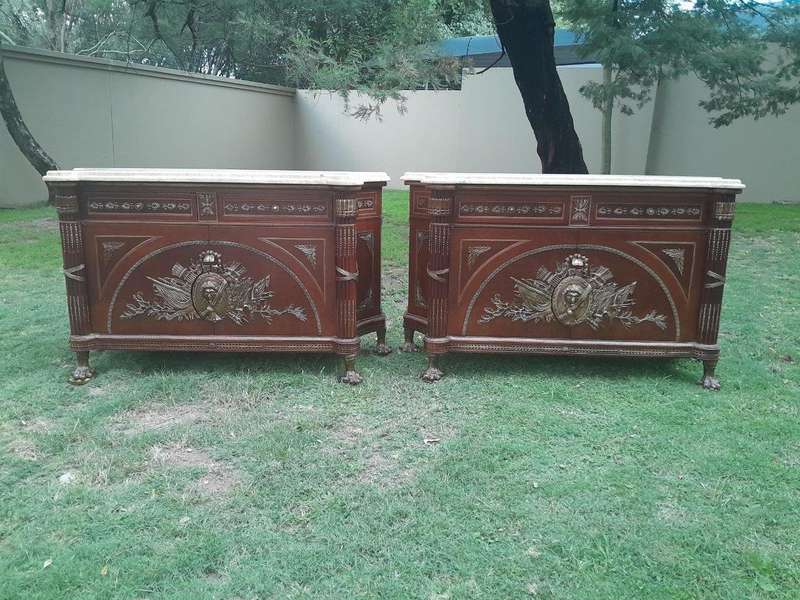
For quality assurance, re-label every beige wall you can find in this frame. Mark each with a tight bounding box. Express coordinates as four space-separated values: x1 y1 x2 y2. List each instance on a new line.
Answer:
646 74 800 202
0 47 296 207
295 65 656 187
3 46 797 206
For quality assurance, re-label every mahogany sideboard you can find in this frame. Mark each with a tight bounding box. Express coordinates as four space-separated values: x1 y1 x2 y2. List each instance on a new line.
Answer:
44 169 391 385
401 173 744 389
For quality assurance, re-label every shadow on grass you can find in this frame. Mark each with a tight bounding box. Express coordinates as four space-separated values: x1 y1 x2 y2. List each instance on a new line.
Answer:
94 350 343 379
435 352 699 385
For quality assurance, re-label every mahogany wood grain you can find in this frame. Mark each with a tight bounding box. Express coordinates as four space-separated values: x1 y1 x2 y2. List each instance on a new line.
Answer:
48 179 388 385
404 182 740 389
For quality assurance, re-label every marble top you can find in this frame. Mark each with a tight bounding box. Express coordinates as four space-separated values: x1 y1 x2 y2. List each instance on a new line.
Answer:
401 172 745 190
43 169 391 186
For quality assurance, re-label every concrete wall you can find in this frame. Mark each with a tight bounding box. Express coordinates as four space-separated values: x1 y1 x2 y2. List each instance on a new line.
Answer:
295 65 656 187
646 74 800 202
3 46 798 206
0 47 296 207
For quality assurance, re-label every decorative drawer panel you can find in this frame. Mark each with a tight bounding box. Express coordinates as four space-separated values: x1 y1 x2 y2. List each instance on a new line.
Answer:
218 189 330 222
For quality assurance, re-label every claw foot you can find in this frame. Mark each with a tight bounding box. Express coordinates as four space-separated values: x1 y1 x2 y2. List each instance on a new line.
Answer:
399 341 418 353
69 365 96 386
340 370 363 385
375 343 393 356
699 375 720 391
421 366 443 383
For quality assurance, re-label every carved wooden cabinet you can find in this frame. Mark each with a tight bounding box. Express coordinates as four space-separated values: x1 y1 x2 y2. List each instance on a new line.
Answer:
401 173 744 389
44 169 391 384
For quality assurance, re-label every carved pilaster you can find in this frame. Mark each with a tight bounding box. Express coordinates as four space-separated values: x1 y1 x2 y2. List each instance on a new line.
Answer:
698 196 735 345
334 194 360 356
425 193 453 346
54 187 91 336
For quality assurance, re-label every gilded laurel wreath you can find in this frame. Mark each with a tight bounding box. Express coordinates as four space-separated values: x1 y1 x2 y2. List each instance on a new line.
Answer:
479 254 667 331
121 250 307 325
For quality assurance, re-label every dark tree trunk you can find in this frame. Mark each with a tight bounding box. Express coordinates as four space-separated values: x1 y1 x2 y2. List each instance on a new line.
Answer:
489 0 588 174
0 46 58 177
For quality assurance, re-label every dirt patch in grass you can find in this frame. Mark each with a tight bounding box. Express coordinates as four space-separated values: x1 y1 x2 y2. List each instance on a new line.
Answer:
7 438 39 461
200 380 275 410
357 446 416 488
324 420 423 488
111 403 211 436
20 418 53 434
149 443 240 496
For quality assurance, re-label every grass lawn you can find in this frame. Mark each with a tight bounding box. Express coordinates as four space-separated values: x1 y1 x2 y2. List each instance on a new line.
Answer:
1 193 798 599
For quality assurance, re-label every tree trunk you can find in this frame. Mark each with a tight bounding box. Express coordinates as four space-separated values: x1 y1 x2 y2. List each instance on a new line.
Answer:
0 46 59 177
489 0 588 174
601 63 613 174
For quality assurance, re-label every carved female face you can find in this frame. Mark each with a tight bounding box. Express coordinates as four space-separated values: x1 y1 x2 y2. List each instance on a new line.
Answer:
552 276 592 325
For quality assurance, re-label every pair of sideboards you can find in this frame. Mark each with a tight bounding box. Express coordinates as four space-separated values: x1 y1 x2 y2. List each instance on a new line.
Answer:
44 169 743 389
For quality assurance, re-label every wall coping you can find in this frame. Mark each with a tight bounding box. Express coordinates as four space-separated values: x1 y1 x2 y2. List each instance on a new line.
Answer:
0 45 296 97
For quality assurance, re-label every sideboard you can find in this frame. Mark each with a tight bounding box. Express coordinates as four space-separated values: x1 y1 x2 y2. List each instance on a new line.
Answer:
401 173 744 389
44 169 391 385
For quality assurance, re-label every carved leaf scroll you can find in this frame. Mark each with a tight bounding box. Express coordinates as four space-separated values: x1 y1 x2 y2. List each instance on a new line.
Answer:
479 254 668 331
121 250 307 325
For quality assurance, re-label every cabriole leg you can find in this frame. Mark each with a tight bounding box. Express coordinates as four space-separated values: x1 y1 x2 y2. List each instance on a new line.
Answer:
700 358 720 391
399 326 417 353
69 351 95 385
421 354 443 383
340 355 363 385
375 326 392 356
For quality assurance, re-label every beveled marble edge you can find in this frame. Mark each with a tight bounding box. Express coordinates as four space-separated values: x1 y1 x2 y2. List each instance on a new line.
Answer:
400 172 745 190
43 168 391 186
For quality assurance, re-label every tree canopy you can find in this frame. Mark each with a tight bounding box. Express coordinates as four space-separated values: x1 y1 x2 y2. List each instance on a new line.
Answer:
2 0 799 175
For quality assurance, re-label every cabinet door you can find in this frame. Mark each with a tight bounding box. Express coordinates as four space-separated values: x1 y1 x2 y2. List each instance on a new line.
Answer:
207 226 331 337
85 223 214 336
452 228 577 339
572 229 704 343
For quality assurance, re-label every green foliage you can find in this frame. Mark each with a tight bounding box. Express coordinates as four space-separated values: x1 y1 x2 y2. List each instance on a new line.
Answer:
284 0 485 118
560 1 800 128
0 0 491 92
0 198 799 598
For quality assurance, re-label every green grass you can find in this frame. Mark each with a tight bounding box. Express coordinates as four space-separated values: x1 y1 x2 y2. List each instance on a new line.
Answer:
0 198 798 599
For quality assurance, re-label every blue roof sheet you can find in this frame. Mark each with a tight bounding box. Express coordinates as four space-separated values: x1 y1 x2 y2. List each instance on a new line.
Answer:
438 30 581 57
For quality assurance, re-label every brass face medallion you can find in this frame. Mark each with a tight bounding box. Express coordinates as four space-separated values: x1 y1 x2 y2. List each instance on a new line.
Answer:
552 274 592 326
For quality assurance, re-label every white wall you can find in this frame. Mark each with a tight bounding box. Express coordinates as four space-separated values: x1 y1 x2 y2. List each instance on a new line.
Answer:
3 46 798 206
295 65 656 187
0 47 296 207
646 74 800 202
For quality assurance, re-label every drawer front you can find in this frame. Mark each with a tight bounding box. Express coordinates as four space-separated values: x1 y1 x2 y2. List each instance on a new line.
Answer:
82 185 201 222
217 189 331 224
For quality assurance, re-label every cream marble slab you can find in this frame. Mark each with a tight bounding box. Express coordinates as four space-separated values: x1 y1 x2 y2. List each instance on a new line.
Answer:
401 172 745 190
43 168 391 186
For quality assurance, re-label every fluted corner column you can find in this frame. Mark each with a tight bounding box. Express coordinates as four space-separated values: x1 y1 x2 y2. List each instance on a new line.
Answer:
697 194 736 390
421 190 454 382
333 192 362 384
52 183 95 384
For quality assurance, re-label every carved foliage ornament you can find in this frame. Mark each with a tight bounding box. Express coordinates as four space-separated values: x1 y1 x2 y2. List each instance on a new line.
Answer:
121 250 307 325
479 254 668 331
